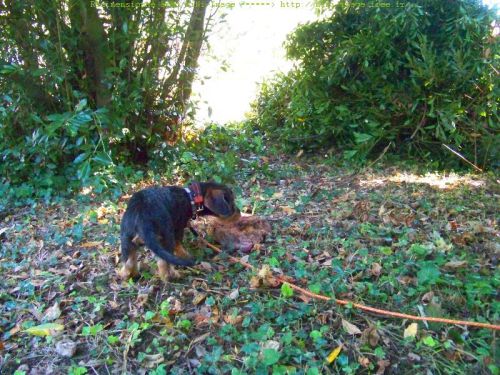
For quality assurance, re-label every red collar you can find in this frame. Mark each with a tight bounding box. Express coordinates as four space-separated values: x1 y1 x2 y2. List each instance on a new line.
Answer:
184 182 204 219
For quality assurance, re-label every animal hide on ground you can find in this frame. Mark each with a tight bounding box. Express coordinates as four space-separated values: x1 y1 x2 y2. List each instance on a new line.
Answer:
192 215 272 253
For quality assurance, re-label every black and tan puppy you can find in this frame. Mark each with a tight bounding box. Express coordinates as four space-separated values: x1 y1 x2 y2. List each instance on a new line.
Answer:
119 182 240 281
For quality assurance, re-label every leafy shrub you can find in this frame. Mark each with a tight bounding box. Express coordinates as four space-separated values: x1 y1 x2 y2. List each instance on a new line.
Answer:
0 1 214 202
251 0 499 167
149 123 269 184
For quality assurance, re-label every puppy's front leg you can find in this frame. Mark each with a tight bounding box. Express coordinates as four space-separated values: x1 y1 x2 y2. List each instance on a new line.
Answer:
119 248 138 279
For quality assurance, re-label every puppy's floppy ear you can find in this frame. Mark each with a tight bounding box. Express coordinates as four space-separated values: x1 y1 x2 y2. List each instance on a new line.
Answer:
205 188 232 217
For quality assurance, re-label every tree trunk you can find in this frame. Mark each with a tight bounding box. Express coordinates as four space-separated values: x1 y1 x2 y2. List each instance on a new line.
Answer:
163 0 210 113
69 0 110 108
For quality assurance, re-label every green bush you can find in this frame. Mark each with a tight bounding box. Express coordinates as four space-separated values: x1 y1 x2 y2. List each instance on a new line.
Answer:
0 1 214 202
251 0 499 167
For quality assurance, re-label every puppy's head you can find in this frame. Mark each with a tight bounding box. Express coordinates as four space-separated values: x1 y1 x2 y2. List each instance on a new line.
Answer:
203 183 241 223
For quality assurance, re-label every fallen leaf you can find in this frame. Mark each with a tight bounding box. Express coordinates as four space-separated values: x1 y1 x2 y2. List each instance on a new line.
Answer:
262 340 281 351
371 262 382 277
24 323 64 337
136 293 149 308
446 220 458 231
198 262 212 272
223 314 243 325
42 302 61 322
404 323 418 339
361 326 380 347
352 201 371 222
326 345 342 364
249 276 262 288
228 289 239 300
142 353 164 369
192 292 207 306
80 241 102 248
55 339 77 357
444 260 467 269
250 265 281 288
376 359 390 374
280 206 296 215
358 356 370 368
342 319 362 335
421 291 434 304
166 297 183 315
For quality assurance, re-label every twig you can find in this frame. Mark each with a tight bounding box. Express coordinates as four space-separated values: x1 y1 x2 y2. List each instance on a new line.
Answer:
410 102 427 139
367 142 392 168
199 238 500 331
442 144 483 172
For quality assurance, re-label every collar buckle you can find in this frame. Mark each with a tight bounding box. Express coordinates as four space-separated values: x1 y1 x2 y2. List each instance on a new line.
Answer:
184 182 204 219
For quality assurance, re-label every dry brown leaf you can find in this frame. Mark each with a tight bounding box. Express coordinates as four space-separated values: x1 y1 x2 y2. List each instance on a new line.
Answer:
135 293 149 308
223 314 243 325
421 291 434 304
192 292 207 306
446 220 458 231
361 326 380 347
197 262 212 272
371 263 382 278
358 356 371 368
166 297 183 314
352 201 371 222
250 265 280 288
281 206 296 215
376 359 390 374
249 276 262 288
42 302 62 322
142 353 164 369
444 260 467 269
342 319 362 335
80 241 102 248
151 314 173 328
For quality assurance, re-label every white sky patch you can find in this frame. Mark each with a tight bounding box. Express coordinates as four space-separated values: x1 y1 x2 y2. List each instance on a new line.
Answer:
192 1 316 125
192 0 499 125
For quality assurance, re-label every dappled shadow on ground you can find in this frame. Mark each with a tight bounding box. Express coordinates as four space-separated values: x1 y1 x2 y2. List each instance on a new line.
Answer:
1 161 498 374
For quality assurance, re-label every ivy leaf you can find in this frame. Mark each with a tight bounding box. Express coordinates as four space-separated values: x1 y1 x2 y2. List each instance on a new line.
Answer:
281 283 294 298
262 348 280 366
422 336 438 347
417 263 441 285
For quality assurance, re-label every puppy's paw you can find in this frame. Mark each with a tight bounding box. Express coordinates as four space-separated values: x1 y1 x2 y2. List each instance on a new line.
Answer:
118 265 138 280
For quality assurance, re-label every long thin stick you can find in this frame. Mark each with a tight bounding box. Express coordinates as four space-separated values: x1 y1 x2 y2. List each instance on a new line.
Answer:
442 144 483 172
201 238 499 331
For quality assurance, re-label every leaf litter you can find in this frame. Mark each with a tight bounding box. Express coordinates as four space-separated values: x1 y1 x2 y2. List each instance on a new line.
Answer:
0 159 498 373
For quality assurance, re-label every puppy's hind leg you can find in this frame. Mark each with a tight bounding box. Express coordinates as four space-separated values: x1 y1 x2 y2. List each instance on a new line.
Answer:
156 236 182 281
119 235 139 280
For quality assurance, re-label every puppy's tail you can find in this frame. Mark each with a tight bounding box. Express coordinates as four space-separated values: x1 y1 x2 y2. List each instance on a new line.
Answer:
141 222 195 267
